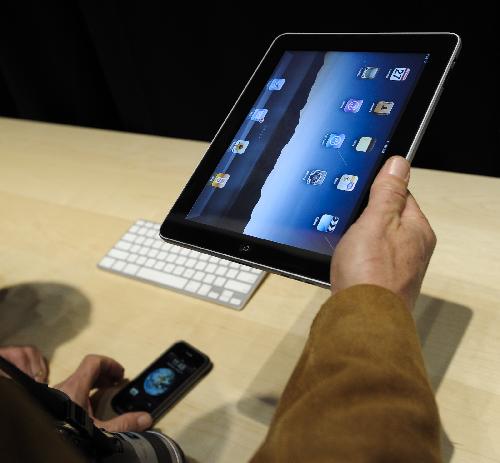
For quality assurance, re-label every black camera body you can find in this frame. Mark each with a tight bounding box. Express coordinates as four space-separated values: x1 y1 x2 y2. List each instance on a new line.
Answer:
0 356 184 463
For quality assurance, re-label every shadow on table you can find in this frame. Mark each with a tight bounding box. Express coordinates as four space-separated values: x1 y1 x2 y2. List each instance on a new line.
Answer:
0 282 91 360
236 291 472 463
175 405 232 463
414 294 473 462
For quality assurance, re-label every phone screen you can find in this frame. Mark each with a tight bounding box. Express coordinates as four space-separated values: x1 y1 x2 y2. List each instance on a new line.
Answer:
112 342 211 416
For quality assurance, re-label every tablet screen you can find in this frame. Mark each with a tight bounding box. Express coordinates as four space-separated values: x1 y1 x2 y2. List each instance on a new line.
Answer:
186 50 427 256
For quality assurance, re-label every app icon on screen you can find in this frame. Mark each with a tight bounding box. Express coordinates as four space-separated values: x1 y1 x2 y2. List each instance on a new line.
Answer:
355 137 376 152
336 174 358 191
129 387 140 397
360 67 379 79
268 78 286 91
211 173 230 188
231 140 249 154
250 108 268 123
303 170 327 185
313 214 340 232
322 132 346 148
390 67 410 81
343 99 363 113
373 101 394 115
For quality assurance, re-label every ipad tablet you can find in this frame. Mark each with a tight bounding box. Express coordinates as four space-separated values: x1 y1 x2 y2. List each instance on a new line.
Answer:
160 33 461 287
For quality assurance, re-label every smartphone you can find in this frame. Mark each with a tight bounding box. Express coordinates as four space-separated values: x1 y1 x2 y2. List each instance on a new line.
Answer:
111 341 212 420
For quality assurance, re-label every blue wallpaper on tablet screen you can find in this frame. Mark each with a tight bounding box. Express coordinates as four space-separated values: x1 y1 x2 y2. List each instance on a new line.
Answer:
187 50 427 256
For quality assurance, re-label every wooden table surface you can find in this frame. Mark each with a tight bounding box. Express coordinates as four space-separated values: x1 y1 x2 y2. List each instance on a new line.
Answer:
1 117 499 462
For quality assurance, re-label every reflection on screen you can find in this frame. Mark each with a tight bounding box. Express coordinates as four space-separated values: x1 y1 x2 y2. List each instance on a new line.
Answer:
187 50 427 255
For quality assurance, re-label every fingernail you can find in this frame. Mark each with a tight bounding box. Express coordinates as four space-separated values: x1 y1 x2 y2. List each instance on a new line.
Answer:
388 156 410 181
137 414 153 429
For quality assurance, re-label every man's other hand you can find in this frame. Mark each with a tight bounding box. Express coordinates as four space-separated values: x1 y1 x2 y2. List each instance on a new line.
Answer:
55 354 152 432
0 345 48 382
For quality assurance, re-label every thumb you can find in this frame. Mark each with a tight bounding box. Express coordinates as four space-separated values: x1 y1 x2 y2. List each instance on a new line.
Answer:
366 156 410 222
95 412 153 433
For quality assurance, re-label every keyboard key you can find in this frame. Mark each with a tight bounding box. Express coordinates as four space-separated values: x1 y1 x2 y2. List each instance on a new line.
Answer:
157 251 167 260
166 254 177 262
180 248 190 256
130 225 139 233
185 258 196 268
154 261 165 270
214 277 226 287
138 247 148 255
198 284 210 296
109 249 128 260
225 280 251 293
185 281 200 293
219 294 230 302
124 263 139 275
123 233 136 242
209 256 220 264
183 269 195 278
116 240 131 251
164 263 175 273
215 267 227 276
131 244 140 253
237 271 258 284
145 258 156 267
112 260 126 271
230 298 242 306
137 228 147 235
199 254 209 261
137 256 147 265
176 256 187 265
219 259 230 266
147 249 159 258
171 245 181 253
152 241 162 249
127 254 138 263
229 262 240 269
251 268 261 274
193 271 205 281
189 250 200 258
144 238 154 246
195 261 207 271
203 274 215 284
205 263 216 273
136 236 146 244
146 229 156 237
137 268 187 289
226 269 238 279
222 290 234 298
99 257 115 268
161 243 172 251
208 291 219 299
173 266 185 276
241 265 251 272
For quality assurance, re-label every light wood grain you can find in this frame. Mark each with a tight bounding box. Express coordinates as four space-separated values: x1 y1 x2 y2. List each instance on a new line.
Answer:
1 117 499 462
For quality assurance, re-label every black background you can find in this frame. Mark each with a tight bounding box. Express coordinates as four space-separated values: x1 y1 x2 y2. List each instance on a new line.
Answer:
1 2 498 177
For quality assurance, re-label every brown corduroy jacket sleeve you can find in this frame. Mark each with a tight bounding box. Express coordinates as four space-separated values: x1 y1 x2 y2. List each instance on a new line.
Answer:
250 284 442 463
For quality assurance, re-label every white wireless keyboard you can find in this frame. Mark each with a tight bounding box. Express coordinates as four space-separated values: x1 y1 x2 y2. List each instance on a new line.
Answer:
98 220 266 310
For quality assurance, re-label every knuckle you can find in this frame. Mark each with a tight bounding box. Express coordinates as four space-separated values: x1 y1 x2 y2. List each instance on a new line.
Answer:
428 227 437 248
14 349 28 361
25 345 37 355
371 179 407 202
